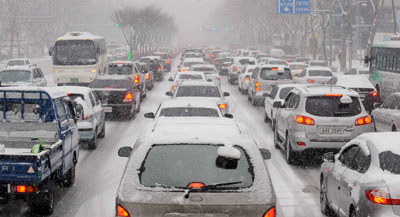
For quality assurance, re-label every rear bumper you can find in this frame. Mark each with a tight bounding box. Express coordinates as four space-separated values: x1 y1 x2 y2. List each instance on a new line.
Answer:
54 72 96 85
78 128 95 141
254 91 268 101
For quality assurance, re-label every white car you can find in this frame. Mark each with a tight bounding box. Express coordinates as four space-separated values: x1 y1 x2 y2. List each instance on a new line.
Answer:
168 71 207 93
266 58 288 66
189 64 221 87
308 60 328 67
58 86 106 149
228 56 256 84
5 58 31 67
294 66 333 84
288 62 308 77
166 80 231 113
179 58 204 72
0 65 47 87
346 66 371 77
371 92 400 132
238 65 258 94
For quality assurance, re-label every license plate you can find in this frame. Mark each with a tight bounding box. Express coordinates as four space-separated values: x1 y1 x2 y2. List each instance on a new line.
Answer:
319 127 344 134
70 78 79 83
104 107 112 113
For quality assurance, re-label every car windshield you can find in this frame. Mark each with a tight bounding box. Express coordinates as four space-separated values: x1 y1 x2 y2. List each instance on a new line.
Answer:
310 62 328 67
0 70 31 83
178 74 204 80
379 151 400 174
309 70 332 77
279 87 295 99
89 79 130 89
238 59 251 65
306 96 362 117
54 40 96 65
139 144 253 189
159 107 220 117
67 94 85 101
140 58 152 64
176 86 221 97
260 68 292 80
107 65 133 75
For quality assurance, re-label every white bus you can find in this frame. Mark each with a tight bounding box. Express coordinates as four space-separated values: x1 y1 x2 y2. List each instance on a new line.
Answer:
50 32 107 86
367 35 400 100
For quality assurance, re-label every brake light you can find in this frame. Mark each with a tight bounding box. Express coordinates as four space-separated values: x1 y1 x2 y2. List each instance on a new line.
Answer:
263 207 275 217
296 142 306 146
216 77 220 81
255 82 260 91
16 185 36 193
157 67 161 72
166 59 170 64
355 116 371 126
233 66 237 72
123 92 133 103
211 54 215 58
146 74 150 80
369 91 378 97
218 104 227 109
294 115 315 125
173 85 177 90
306 79 315 83
271 67 278 71
244 78 249 82
325 94 343 97
134 75 139 84
188 182 205 189
117 204 130 217
365 189 400 205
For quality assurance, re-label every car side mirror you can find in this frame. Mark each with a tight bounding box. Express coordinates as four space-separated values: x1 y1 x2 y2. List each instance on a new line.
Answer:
118 146 132 157
165 91 173 96
259 148 271 160
48 47 54 56
224 113 234 119
223 92 230 97
168 77 174 82
144 112 155 119
273 101 282 108
322 152 335 163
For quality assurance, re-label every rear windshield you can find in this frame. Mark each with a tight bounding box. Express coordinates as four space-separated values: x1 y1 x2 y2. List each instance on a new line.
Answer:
160 107 219 117
223 58 233 64
139 58 151 64
7 60 28 66
191 67 216 74
107 65 133 75
379 151 400 174
309 70 332 77
90 79 130 89
0 70 31 83
176 86 221 97
306 96 362 117
139 144 253 189
184 62 202 67
279 87 295 99
185 54 202 58
310 62 328 67
260 68 292 80
178 74 204 80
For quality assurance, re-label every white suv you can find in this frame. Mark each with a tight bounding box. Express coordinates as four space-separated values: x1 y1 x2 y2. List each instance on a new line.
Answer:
0 64 47 87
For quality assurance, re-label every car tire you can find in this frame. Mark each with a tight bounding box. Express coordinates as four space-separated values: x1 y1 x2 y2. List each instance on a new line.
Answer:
98 123 105 138
264 113 270 123
238 85 241 91
135 101 141 113
273 127 280 150
349 208 357 217
88 128 97 150
63 162 75 187
251 96 258 106
393 125 397 132
372 117 377 132
32 177 55 215
320 176 333 216
285 133 296 165
272 118 276 131
241 88 247 95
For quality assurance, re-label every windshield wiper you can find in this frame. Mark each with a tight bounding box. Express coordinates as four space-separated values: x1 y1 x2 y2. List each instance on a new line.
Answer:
184 181 242 199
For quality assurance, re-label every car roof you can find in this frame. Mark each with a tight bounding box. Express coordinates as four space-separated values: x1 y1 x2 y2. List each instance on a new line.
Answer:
309 60 327 63
7 58 30 61
358 132 400 155
190 64 215 68
306 66 332 71
295 85 359 97
160 99 221 109
140 56 161 60
56 86 92 95
0 86 67 99
260 64 289 70
334 75 374 89
289 62 308 65
276 83 307 89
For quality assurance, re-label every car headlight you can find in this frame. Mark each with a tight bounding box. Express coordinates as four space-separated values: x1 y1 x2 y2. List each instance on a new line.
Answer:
90 69 96 73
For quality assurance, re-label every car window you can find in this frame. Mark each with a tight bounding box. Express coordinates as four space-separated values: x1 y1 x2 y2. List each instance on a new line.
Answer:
279 87 295 99
308 70 332 77
339 145 360 168
37 68 44 78
298 69 306 77
55 98 67 120
379 151 400 174
139 144 254 189
92 91 100 105
389 96 400 110
382 96 395 109
0 70 31 83
108 65 133 75
260 68 292 80
353 148 371 173
159 107 220 117
306 96 362 117
269 86 278 99
327 77 337 85
90 79 130 89
89 92 96 107
176 86 221 97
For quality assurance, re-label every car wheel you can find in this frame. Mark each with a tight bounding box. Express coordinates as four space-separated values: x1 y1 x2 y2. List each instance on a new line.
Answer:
63 162 75 187
274 127 280 149
32 177 55 215
251 96 258 106
392 125 397 132
88 128 97 150
372 117 377 132
320 176 333 216
349 207 357 217
285 133 296 165
247 92 252 102
135 101 141 113
238 85 241 91
264 113 270 123
272 118 276 131
98 123 105 138
241 88 247 95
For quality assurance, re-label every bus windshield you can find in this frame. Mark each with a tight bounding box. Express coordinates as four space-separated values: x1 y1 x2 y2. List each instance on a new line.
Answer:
54 40 96 65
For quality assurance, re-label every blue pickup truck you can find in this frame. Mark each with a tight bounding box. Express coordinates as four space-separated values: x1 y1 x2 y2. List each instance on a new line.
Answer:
0 87 80 215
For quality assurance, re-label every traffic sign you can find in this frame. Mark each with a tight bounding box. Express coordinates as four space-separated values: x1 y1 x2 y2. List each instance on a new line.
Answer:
277 0 310 15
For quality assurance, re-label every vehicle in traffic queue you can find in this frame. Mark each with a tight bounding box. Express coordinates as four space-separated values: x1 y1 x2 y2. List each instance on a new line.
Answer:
228 56 256 84
295 57 311 64
166 80 231 113
288 62 308 77
153 52 172 72
320 132 400 217
0 64 47 87
327 75 378 113
264 84 304 131
371 92 400 132
308 60 328 67
116 117 275 217
346 66 371 77
5 58 31 67
238 65 258 94
58 86 106 149
189 64 221 87
273 85 372 164
178 57 204 72
219 57 234 75
266 58 288 66
50 32 107 86
0 87 80 215
143 98 234 120
89 75 141 119
248 65 293 106
107 61 147 102
168 71 207 93
294 66 334 84
134 61 154 91
139 56 164 81
181 52 203 63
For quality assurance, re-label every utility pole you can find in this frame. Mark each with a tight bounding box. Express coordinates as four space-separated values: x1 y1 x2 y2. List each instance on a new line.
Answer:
392 0 397 34
340 12 347 72
349 1 353 71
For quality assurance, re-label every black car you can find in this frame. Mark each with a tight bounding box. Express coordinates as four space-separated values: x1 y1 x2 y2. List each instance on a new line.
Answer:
139 56 164 81
89 75 141 119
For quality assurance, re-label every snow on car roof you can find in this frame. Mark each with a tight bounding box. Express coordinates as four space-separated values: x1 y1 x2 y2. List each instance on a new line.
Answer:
178 80 218 86
0 86 67 99
175 71 205 76
334 75 374 89
56 86 92 95
307 66 332 71
297 85 360 97
260 64 289 70
160 98 221 109
358 132 400 155
140 56 161 60
190 64 215 69
57 32 103 41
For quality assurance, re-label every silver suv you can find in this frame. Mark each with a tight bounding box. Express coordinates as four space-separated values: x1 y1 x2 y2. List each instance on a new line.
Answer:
273 85 372 164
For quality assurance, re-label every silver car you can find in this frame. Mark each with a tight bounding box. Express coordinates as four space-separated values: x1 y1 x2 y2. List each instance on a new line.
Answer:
116 117 276 217
274 85 372 164
371 92 400 132
321 132 400 217
294 66 333 84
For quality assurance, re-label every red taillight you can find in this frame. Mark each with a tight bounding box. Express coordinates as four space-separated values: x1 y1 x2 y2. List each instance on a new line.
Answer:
216 77 220 81
325 94 342 97
123 92 133 103
365 189 400 205
157 67 161 72
294 115 315 125
16 185 36 193
218 104 227 109
134 75 139 84
355 116 371 126
263 207 275 217
146 74 150 80
306 79 315 83
244 78 249 82
255 82 260 91
117 204 130 217
211 54 215 58
369 91 378 97
296 142 306 146
166 59 170 64
233 66 237 72
173 85 177 90
188 182 205 189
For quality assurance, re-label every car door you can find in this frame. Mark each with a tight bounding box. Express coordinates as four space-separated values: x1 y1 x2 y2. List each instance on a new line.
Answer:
373 96 392 131
32 69 40 86
56 98 74 172
277 93 296 138
88 92 99 130
385 96 400 131
265 86 278 119
378 96 395 131
92 91 105 128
